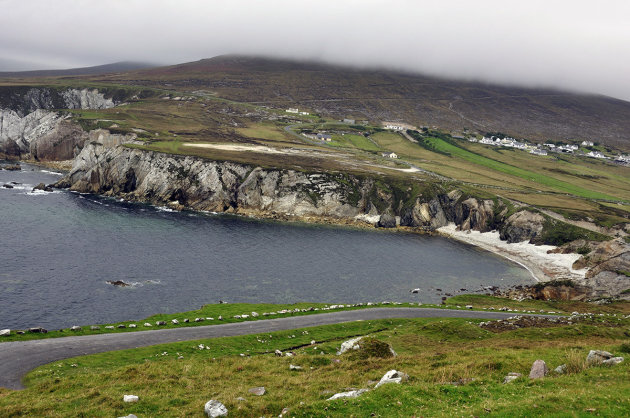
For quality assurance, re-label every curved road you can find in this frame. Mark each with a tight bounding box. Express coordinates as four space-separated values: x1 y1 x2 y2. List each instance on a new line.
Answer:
0 308 542 390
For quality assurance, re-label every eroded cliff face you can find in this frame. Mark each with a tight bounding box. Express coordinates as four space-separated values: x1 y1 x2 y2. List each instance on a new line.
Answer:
0 88 115 159
57 140 512 233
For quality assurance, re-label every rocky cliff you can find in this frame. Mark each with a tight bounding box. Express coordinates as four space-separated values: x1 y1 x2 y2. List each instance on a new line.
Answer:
0 87 115 159
56 139 547 241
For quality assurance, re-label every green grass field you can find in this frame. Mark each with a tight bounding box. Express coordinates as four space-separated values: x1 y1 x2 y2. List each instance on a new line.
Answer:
2 297 629 417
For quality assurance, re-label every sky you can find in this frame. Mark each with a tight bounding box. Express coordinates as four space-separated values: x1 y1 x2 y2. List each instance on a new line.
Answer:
1 0 629 100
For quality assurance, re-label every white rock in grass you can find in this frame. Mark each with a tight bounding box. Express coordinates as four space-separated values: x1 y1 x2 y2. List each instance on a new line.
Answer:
248 386 266 396
327 389 369 400
70 326 82 331
128 324 137 328
289 364 302 370
374 370 409 388
171 319 179 324
0 329 11 336
337 337 363 355
204 400 228 417
118 415 137 418
123 394 139 403
503 372 522 383
144 323 152 327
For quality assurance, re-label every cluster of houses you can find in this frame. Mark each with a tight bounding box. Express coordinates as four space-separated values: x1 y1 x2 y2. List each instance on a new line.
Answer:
286 108 310 116
469 135 629 163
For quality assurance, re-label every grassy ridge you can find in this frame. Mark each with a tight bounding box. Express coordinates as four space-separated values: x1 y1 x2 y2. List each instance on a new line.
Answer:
1 301 629 416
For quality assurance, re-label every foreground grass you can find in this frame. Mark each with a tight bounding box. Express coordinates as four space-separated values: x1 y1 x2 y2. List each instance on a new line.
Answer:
1 314 629 417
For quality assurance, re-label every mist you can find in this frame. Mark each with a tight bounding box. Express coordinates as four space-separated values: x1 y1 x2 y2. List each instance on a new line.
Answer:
1 0 629 100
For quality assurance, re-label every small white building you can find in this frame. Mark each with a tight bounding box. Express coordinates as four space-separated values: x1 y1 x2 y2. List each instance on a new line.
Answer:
382 152 398 159
581 140 594 147
382 121 416 131
530 148 548 156
317 133 332 142
286 108 299 114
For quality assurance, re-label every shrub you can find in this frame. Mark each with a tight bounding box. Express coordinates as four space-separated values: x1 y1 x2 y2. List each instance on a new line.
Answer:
576 245 591 255
347 337 395 360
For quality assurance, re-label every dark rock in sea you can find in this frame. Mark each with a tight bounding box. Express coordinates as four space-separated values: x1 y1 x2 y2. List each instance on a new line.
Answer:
436 288 442 292
2 184 14 188
378 213 396 228
107 280 130 287
32 182 53 192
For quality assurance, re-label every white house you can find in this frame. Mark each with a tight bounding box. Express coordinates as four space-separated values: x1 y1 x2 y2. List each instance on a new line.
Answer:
286 108 299 114
317 133 332 142
587 151 606 159
382 152 398 159
581 140 594 147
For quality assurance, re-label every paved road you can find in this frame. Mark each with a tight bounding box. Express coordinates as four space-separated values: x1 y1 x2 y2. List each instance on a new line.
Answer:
0 308 540 390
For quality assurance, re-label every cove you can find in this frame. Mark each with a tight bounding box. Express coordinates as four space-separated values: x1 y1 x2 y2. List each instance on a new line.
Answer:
0 164 534 329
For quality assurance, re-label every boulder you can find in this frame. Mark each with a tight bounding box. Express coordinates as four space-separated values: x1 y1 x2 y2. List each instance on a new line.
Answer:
90 326 100 330
171 319 179 324
248 386 266 396
123 394 139 403
274 349 283 356
204 400 228 417
529 359 548 379
603 357 624 365
118 415 137 418
289 364 303 371
70 326 82 331
503 372 522 383
128 324 137 328
28 327 47 333
327 389 369 401
0 329 10 337
586 350 614 364
374 370 409 388
2 184 13 188
377 213 396 228
156 321 166 326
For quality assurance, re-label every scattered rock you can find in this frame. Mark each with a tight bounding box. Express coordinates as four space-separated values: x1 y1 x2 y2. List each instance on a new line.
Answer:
118 415 137 418
183 318 189 323
503 372 522 383
2 184 14 188
529 360 548 379
375 370 409 388
105 325 115 329
123 394 139 403
248 386 266 396
553 364 567 374
274 349 283 356
289 364 302 371
117 324 126 329
410 288 420 293
280 407 290 416
28 327 47 333
90 326 100 330
0 329 10 337
70 326 82 331
171 319 179 324
235 397 246 402
327 389 369 401
128 324 137 328
156 321 166 326
204 400 228 417
144 322 152 327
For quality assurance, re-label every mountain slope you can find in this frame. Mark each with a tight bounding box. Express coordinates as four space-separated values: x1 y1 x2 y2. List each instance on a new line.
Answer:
0 61 157 78
100 55 630 150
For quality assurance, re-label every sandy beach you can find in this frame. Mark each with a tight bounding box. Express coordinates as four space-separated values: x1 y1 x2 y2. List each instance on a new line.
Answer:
437 223 587 283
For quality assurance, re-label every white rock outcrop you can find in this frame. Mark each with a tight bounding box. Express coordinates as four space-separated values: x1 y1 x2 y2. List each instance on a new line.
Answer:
0 329 10 337
374 370 409 388
327 389 369 400
337 337 363 355
123 394 139 403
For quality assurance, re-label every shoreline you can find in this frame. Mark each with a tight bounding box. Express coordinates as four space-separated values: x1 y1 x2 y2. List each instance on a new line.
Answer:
9 160 587 286
437 223 587 283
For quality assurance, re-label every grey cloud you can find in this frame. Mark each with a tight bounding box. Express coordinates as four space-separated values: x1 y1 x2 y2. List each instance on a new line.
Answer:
1 0 629 100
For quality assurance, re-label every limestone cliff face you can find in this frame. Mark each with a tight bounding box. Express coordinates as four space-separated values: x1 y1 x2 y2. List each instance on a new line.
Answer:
0 88 115 158
57 140 508 233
